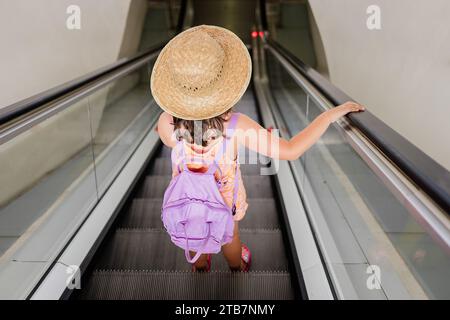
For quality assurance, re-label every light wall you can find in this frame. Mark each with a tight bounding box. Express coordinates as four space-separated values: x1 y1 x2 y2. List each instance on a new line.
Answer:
0 0 146 108
0 0 148 206
308 0 450 170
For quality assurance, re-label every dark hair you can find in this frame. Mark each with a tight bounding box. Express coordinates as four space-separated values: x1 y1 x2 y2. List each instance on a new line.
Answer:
171 109 233 147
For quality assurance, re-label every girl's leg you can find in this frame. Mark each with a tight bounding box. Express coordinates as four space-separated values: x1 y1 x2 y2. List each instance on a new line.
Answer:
222 221 245 271
189 251 209 271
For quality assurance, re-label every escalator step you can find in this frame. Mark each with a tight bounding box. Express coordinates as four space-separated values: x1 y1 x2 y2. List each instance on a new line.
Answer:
120 198 280 229
136 175 171 198
94 228 289 271
160 146 172 158
136 175 274 199
79 270 295 300
149 157 267 176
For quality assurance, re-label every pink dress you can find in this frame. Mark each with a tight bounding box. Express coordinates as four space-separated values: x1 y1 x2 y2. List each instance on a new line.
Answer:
171 115 248 221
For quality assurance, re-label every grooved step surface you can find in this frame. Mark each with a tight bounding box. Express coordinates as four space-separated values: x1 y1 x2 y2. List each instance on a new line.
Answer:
120 198 280 229
78 270 295 300
94 228 288 271
159 146 172 158
136 175 274 199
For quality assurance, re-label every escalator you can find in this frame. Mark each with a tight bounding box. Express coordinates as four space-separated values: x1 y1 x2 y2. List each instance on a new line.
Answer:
73 88 303 300
0 1 449 301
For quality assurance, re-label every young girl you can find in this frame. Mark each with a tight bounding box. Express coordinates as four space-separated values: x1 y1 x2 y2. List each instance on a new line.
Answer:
151 25 364 272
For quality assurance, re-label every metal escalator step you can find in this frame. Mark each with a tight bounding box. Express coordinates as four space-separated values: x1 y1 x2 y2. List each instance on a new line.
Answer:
148 157 172 175
94 228 288 271
136 175 274 199
120 198 280 229
240 164 271 176
214 228 288 271
120 199 163 228
149 157 268 176
135 175 171 198
160 146 172 158
79 270 295 300
241 176 274 198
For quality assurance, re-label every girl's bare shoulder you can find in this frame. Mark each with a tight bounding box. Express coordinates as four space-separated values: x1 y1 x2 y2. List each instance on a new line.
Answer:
234 112 262 131
158 111 173 126
157 112 176 148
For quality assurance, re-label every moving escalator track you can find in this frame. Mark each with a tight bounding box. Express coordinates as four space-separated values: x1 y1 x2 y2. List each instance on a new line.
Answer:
73 88 304 300
1 2 449 300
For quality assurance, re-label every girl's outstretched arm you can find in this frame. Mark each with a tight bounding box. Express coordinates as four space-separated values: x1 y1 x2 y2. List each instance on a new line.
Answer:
236 101 365 160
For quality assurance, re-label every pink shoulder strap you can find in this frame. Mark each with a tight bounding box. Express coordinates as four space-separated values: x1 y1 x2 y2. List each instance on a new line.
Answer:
170 113 241 215
212 112 240 163
213 112 240 215
227 112 240 132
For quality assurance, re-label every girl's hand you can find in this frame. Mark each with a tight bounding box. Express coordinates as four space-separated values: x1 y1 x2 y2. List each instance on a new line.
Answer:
325 101 365 123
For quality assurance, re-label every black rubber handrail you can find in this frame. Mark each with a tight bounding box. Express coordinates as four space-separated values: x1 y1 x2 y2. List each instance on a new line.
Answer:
177 0 188 32
259 0 268 31
267 38 450 214
0 41 167 126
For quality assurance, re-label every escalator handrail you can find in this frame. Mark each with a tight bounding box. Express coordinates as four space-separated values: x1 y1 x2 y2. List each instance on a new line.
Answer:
176 0 188 32
0 41 167 126
267 38 450 214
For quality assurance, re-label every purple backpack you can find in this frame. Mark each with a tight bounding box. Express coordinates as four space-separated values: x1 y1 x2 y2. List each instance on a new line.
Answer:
161 113 240 264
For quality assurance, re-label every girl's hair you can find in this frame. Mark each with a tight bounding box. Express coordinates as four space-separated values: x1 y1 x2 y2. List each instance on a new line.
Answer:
172 109 233 147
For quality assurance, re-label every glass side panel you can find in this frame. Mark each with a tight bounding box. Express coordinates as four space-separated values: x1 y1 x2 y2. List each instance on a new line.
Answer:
138 1 178 51
266 50 450 299
0 97 97 262
0 59 160 298
89 62 159 197
264 1 317 67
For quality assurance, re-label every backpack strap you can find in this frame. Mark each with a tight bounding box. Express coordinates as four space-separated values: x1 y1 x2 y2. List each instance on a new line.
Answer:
231 158 240 216
176 139 224 177
171 140 182 173
211 112 241 215
173 113 241 216
228 113 240 215
211 112 240 162
183 222 211 263
227 112 240 131
172 139 187 173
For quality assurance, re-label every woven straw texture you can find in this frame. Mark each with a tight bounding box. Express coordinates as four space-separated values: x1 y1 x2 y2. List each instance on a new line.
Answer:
150 25 252 120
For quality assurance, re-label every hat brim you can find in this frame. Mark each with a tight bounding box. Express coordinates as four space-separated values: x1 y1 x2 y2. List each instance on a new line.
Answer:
150 25 252 120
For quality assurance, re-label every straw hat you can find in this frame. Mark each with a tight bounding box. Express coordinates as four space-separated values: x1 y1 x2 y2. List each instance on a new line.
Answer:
150 25 252 120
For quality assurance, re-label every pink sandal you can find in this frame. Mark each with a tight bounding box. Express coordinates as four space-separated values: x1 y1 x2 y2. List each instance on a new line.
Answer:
241 243 251 272
192 254 212 272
